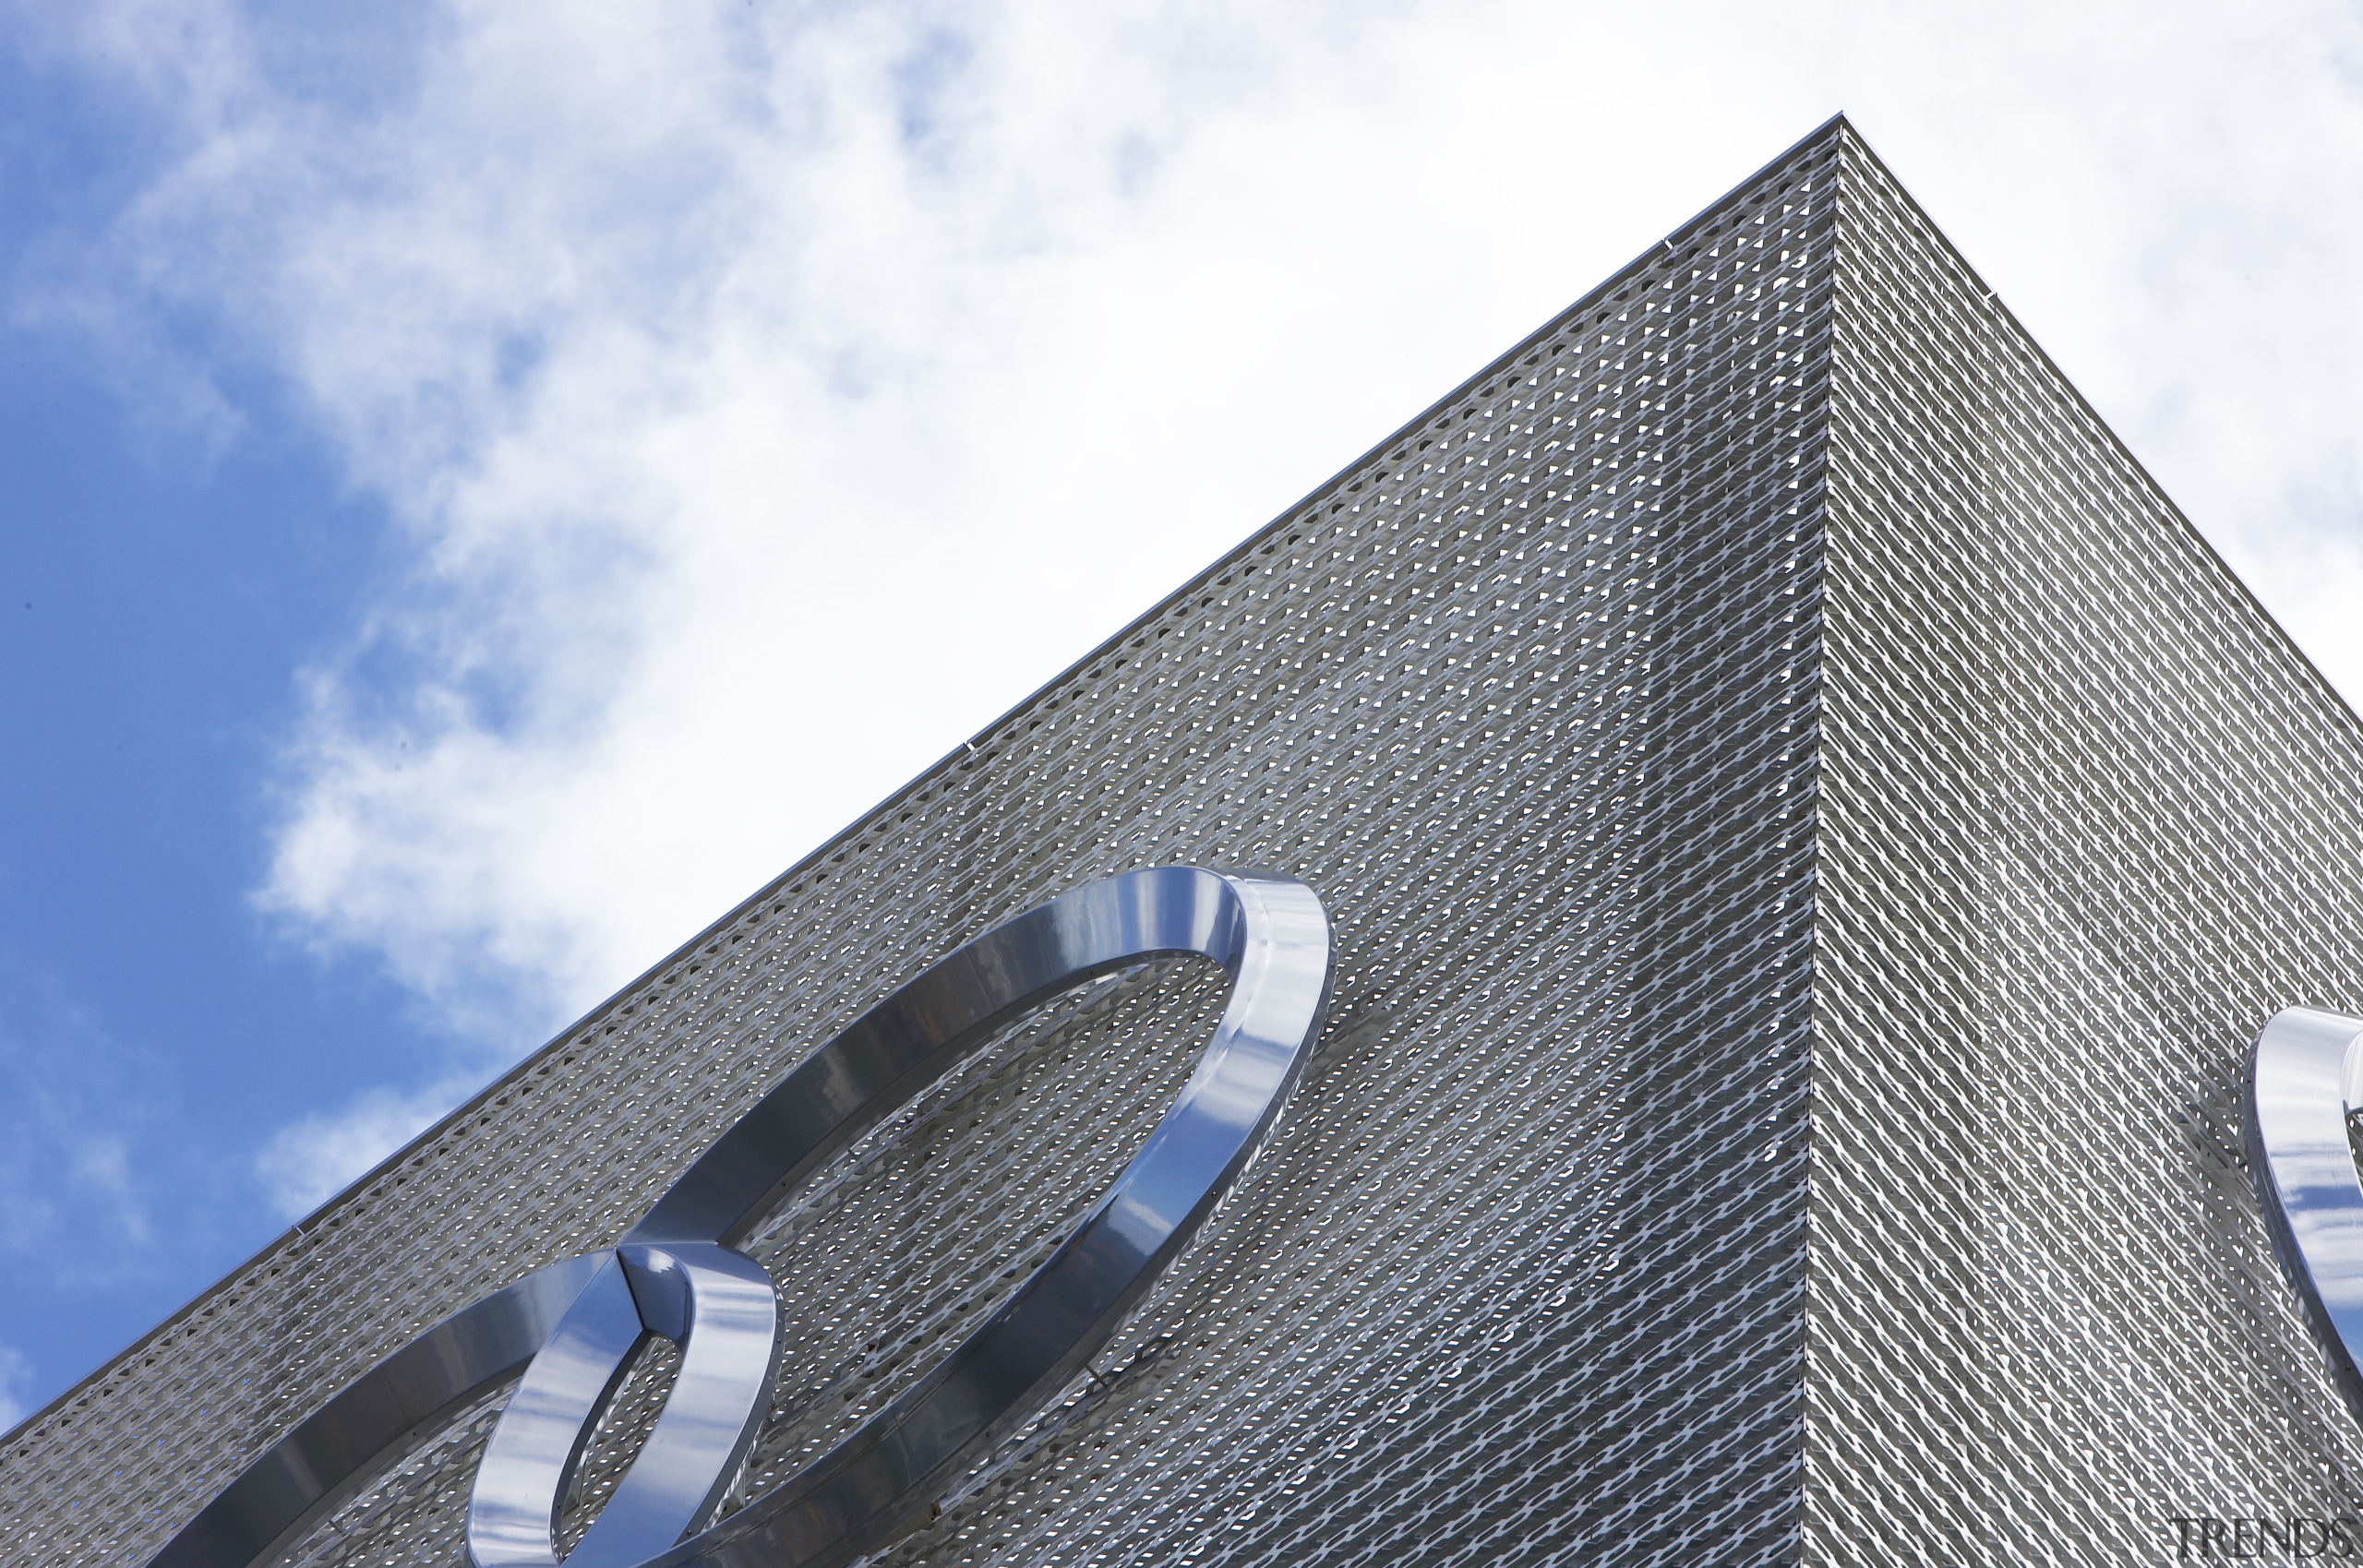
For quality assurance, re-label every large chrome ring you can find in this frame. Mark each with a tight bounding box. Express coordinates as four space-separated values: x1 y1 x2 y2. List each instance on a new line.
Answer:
2248 1006 2363 1421
150 867 1333 1568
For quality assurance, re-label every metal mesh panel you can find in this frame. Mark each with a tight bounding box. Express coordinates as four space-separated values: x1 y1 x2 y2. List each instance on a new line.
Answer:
4 127 1833 1568
1808 127 2363 1563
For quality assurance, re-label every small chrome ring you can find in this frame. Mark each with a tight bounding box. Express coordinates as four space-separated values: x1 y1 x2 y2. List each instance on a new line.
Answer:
469 1244 781 1568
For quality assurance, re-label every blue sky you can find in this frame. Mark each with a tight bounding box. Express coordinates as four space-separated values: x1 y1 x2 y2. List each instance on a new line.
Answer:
0 340 426 1405
0 36 446 1403
5 0 2363 1426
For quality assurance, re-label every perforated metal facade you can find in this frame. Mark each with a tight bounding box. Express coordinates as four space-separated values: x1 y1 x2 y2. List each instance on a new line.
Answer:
6 116 2359 1568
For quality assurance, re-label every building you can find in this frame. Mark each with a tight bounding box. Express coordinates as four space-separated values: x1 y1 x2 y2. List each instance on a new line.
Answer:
8 114 2363 1568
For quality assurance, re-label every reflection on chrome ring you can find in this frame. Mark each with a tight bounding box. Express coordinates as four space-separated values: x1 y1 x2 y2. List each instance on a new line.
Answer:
148 866 1335 1568
2249 1006 2363 1423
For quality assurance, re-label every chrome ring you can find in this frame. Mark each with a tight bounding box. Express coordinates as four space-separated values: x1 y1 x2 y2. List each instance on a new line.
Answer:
2248 1006 2363 1421
148 866 1334 1568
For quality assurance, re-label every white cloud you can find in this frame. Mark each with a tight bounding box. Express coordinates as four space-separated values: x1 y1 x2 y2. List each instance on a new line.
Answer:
0 1342 31 1433
0 967 172 1275
22 0 2363 1064
255 1076 474 1219
0 1116 147 1260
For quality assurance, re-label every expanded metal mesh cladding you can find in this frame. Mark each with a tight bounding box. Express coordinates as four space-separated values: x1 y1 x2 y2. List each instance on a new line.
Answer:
1807 135 2363 1562
12 116 2357 1568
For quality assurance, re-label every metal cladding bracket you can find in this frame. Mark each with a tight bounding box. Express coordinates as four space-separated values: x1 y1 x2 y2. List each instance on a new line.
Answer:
2247 1006 2363 1424
145 866 1335 1568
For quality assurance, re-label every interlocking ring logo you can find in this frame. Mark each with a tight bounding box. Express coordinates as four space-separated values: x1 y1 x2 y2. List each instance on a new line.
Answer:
2249 1007 2363 1424
152 867 1333 1568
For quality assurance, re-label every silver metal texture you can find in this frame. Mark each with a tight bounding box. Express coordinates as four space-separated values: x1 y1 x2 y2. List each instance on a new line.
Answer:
1805 128 2363 1560
2247 1009 2363 1421
144 1257 606 1568
143 866 1332 1568
21 116 2363 1568
466 1245 781 1568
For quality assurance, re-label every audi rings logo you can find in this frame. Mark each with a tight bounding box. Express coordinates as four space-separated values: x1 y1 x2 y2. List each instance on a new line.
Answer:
153 867 1334 1568
2250 1008 2363 1428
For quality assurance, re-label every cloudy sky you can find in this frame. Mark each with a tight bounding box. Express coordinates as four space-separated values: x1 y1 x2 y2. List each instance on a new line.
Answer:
3 0 2360 1425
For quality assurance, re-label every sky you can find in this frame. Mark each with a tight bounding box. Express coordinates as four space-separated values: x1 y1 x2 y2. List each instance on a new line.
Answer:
4 0 2362 1428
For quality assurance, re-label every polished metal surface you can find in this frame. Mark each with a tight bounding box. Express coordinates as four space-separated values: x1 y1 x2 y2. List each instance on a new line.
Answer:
468 1245 781 1568
142 867 1331 1568
629 866 1331 1568
2248 1008 2363 1418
